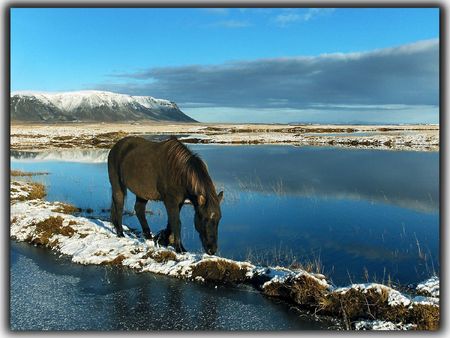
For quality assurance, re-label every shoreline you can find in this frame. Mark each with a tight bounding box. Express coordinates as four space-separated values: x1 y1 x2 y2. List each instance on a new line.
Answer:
11 122 439 152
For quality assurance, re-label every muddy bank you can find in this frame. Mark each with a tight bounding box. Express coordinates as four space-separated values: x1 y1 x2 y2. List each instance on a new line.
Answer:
10 176 439 330
11 122 439 152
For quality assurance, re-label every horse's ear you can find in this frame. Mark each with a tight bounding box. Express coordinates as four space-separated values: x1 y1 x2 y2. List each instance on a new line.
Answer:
198 194 206 206
218 191 224 203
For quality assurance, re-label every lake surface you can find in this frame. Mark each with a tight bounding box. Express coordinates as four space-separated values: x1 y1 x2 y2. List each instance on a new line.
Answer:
10 144 439 329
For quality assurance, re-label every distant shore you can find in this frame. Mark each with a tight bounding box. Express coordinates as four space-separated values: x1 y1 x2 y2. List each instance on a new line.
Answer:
11 122 439 152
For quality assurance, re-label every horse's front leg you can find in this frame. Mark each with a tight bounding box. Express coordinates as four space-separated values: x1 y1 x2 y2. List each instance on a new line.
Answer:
164 201 186 253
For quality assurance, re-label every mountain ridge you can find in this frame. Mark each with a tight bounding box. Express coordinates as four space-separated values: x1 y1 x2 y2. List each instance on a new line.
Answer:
10 90 196 122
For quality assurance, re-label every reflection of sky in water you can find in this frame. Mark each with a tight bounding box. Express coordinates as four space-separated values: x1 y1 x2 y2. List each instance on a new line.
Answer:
11 145 439 285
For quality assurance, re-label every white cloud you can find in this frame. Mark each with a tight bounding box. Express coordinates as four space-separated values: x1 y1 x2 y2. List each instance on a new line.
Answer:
202 8 229 15
274 8 335 26
95 39 439 124
211 20 251 28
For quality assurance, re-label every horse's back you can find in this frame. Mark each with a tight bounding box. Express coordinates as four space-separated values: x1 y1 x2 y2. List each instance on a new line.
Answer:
109 136 148 162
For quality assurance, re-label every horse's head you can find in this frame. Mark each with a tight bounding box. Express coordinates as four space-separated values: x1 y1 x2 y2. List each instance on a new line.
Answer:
194 191 224 255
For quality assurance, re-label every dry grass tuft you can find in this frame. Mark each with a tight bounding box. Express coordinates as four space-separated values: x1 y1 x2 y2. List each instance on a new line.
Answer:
29 216 75 247
321 287 393 321
98 131 129 139
27 182 47 200
316 287 439 330
407 304 439 330
151 250 178 263
11 170 48 176
52 135 73 141
141 249 178 263
89 131 129 148
263 274 329 307
190 259 251 283
107 254 126 265
52 202 81 214
12 182 47 201
260 277 439 330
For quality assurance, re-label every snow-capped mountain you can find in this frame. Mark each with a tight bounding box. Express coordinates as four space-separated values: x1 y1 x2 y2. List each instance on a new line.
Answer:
10 90 196 122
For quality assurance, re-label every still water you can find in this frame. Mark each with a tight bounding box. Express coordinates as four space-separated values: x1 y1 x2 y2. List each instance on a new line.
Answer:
10 144 439 329
11 241 334 330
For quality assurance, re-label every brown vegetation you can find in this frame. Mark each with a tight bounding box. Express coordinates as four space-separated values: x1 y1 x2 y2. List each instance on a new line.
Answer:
106 254 126 265
407 304 439 330
12 133 47 138
262 274 329 307
27 182 47 200
11 181 47 201
141 249 178 263
52 135 73 141
261 279 439 330
151 250 178 263
11 170 48 176
190 259 251 283
52 202 81 214
29 216 75 247
88 131 130 148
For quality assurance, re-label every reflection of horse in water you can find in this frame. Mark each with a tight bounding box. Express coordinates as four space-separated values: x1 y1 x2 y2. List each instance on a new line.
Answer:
107 136 223 254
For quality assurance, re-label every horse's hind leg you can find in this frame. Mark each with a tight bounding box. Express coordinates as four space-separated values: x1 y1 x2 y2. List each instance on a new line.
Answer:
108 154 126 237
135 196 153 240
111 188 125 237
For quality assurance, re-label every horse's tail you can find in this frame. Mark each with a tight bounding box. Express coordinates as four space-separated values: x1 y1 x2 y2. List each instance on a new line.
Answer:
107 145 127 231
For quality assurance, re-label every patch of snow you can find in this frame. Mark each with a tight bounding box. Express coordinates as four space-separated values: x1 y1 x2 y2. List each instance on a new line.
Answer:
11 198 200 277
416 276 439 297
354 320 416 331
334 283 411 307
411 296 439 307
388 289 411 307
334 283 385 294
11 90 177 112
10 181 31 200
260 266 330 290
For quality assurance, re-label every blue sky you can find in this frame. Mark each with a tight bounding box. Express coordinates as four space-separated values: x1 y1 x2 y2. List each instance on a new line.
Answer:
11 7 440 123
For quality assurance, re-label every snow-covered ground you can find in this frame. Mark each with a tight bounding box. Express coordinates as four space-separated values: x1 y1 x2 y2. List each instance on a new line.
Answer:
10 199 253 281
416 275 440 297
11 123 439 151
354 320 417 331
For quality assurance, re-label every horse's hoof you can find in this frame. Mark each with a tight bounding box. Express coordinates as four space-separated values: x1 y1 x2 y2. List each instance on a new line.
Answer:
154 232 168 246
117 232 125 238
175 244 187 253
143 232 153 240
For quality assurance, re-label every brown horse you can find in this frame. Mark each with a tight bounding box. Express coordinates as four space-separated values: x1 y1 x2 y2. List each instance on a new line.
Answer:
107 136 223 254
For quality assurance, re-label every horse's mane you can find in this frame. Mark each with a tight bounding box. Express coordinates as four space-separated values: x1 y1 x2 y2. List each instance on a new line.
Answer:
165 137 218 203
